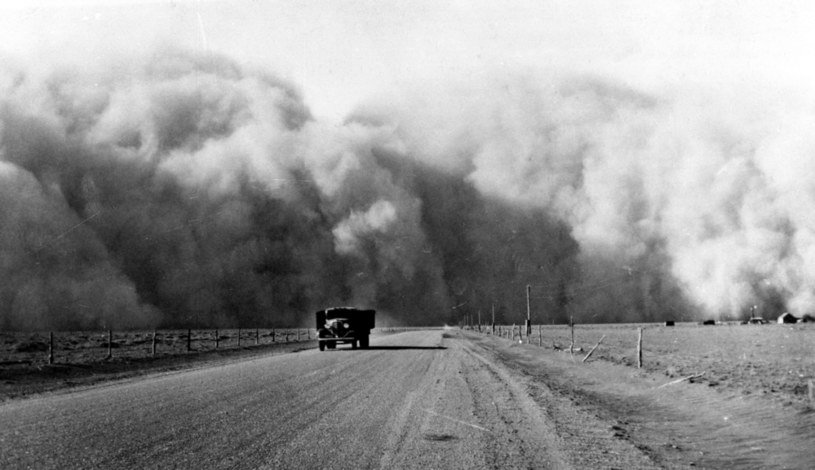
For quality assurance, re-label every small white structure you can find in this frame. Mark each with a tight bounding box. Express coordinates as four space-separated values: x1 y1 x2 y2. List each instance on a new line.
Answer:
777 312 798 324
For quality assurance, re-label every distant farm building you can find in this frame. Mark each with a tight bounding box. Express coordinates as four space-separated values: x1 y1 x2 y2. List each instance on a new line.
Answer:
800 314 815 323
777 312 798 324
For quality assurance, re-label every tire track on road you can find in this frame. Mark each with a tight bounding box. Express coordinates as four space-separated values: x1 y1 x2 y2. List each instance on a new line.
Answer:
459 331 660 469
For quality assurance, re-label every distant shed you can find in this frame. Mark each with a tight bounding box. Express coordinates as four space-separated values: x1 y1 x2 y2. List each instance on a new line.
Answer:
777 312 798 324
800 314 815 323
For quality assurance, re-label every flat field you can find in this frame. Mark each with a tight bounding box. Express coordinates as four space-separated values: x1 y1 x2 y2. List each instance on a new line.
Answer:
0 328 317 400
1 328 316 365
481 322 815 409
3 323 814 411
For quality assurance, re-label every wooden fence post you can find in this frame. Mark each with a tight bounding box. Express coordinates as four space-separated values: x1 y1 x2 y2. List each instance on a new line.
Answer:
538 324 542 347
238 328 241 347
809 380 813 403
256 328 259 345
49 331 54 365
187 329 191 352
215 329 219 349
297 329 301 342
570 317 575 354
271 328 275 343
107 329 113 359
582 335 606 363
152 329 157 356
637 328 643 369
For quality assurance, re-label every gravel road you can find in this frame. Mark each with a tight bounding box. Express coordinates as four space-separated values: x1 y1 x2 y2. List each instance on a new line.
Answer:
0 329 658 469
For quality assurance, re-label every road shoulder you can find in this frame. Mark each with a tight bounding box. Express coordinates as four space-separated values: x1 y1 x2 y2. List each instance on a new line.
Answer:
461 330 815 469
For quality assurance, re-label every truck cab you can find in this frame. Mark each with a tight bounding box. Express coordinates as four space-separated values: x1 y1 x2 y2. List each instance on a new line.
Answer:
316 307 375 351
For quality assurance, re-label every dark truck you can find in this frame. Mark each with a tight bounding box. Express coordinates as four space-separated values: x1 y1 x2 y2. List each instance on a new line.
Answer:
315 307 375 351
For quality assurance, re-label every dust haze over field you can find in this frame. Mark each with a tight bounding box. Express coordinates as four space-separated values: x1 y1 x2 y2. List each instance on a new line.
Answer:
2 45 815 329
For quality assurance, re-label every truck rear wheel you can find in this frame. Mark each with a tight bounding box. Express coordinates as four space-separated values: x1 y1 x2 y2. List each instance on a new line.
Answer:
327 341 336 349
319 342 325 351
359 335 369 349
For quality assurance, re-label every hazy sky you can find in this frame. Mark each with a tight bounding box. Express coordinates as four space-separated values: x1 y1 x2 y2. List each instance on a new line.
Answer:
2 0 815 121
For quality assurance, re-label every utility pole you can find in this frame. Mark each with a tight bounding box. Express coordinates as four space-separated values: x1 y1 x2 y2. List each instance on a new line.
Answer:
525 284 532 336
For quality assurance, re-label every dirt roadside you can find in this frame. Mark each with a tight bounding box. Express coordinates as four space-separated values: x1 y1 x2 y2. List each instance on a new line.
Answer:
0 340 318 402
452 331 661 469
461 330 815 469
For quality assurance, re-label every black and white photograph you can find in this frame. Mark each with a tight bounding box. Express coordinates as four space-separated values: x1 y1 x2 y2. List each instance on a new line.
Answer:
1 1 813 468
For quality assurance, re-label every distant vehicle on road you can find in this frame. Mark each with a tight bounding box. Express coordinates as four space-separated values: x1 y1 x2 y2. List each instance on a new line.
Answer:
748 317 768 325
316 307 375 351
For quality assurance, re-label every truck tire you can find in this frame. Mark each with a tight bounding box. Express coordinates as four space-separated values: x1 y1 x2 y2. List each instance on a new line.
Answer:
359 335 369 349
351 340 358 349
319 342 325 351
327 341 336 349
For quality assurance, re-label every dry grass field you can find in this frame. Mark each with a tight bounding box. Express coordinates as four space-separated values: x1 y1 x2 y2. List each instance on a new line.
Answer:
1 328 316 366
0 328 318 401
478 322 815 409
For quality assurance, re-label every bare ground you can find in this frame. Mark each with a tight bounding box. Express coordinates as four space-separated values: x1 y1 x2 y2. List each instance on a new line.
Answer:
0 339 318 402
463 330 815 469
2 328 814 469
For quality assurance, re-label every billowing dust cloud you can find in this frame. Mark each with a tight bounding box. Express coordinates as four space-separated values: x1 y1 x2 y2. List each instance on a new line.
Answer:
359 76 815 321
1 49 812 329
